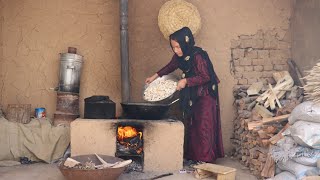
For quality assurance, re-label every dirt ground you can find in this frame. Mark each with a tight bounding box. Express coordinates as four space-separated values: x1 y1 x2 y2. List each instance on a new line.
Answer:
0 157 257 180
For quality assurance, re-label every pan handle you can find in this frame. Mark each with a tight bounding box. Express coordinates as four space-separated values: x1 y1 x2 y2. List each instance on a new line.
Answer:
168 99 180 106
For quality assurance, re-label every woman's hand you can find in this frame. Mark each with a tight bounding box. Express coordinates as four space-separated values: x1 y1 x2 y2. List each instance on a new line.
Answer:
176 78 187 91
145 73 159 84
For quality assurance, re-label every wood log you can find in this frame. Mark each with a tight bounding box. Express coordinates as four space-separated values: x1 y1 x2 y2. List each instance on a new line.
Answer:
247 81 264 96
269 123 290 144
287 59 306 87
112 159 132 168
247 114 290 130
261 154 275 178
253 104 274 118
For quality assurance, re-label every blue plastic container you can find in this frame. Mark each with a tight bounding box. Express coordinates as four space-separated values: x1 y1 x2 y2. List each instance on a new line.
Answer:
35 108 46 118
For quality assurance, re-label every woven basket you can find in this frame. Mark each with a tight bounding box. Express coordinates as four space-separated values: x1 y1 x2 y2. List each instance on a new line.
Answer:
158 0 201 40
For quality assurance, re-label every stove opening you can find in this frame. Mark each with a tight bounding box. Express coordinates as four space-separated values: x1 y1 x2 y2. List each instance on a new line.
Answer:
116 123 144 172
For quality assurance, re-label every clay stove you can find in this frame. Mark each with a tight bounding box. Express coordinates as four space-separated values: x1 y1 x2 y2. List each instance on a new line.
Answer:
70 119 184 172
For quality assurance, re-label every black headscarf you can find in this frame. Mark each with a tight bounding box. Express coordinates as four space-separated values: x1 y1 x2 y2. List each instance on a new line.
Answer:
169 27 219 116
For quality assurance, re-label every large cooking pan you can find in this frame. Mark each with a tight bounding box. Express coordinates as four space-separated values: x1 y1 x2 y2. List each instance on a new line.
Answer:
121 99 179 120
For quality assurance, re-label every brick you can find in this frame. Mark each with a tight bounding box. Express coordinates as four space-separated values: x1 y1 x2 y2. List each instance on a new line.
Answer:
263 65 273 71
233 60 240 66
270 50 291 59
245 49 258 58
263 38 278 49
254 30 264 40
239 58 252 66
271 58 287 65
247 78 258 84
262 71 274 78
238 78 248 85
240 38 253 48
234 72 243 78
232 49 245 59
235 66 245 72
240 38 263 49
275 28 287 40
253 65 263 72
252 39 264 49
258 50 269 59
274 64 288 71
244 66 253 72
243 71 263 79
277 41 290 49
252 59 272 66
231 39 241 48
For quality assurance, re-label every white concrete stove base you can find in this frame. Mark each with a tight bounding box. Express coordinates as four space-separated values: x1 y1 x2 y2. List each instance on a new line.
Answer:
70 119 184 172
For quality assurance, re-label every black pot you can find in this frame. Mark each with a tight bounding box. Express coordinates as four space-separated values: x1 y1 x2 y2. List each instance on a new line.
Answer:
121 102 171 120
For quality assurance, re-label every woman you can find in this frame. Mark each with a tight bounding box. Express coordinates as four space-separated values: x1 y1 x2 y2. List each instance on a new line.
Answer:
145 27 224 164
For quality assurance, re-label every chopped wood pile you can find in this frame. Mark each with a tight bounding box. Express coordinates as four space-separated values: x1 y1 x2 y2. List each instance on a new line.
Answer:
231 71 304 179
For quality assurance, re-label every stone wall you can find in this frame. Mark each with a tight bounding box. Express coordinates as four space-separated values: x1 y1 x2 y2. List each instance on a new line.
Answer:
231 29 291 86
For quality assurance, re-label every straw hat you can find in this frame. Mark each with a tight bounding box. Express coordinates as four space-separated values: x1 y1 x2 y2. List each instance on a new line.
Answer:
158 0 202 40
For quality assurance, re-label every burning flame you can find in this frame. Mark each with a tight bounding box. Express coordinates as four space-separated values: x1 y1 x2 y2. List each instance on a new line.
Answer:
117 126 142 141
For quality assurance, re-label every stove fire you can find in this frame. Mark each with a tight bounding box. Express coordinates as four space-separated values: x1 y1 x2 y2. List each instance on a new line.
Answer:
117 126 143 154
116 124 144 172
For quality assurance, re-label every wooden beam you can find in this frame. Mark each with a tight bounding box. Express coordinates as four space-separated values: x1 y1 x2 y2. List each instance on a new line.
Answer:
247 114 290 130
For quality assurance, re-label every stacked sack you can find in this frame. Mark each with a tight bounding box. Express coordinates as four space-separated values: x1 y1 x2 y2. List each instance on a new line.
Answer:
269 101 320 180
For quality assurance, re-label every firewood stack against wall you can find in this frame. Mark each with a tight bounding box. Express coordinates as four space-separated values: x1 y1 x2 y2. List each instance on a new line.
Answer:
231 71 304 179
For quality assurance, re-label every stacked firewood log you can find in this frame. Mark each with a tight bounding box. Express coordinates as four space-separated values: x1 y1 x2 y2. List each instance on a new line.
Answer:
231 71 304 179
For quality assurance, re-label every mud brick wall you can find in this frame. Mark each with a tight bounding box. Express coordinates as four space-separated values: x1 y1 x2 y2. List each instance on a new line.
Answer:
231 29 291 86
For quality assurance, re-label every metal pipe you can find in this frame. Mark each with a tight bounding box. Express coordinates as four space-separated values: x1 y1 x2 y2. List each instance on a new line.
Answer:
120 0 130 102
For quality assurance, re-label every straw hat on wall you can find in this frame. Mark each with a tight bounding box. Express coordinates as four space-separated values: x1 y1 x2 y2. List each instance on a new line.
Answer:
158 0 202 40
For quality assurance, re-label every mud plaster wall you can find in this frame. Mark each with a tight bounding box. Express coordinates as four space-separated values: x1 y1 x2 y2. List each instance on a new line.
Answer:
129 0 293 153
0 0 121 117
0 1 3 108
291 0 320 75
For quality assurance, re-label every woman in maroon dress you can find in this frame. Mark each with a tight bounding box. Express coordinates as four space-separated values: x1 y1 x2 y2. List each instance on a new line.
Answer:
145 27 224 164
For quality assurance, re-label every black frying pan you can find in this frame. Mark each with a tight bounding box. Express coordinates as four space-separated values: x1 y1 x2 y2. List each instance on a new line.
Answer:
120 99 179 120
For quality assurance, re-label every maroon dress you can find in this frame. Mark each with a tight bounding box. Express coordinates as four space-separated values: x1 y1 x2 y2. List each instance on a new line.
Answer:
157 53 224 162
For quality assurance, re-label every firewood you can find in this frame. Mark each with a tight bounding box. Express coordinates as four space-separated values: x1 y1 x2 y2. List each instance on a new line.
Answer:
247 81 264 96
287 59 306 87
269 123 290 144
94 154 123 169
112 159 132 168
247 114 290 130
257 73 294 108
261 154 275 178
253 104 274 118
262 114 290 124
64 158 81 168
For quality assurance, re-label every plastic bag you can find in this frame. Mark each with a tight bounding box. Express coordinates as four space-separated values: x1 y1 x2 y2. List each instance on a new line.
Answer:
292 156 320 166
277 159 317 179
267 171 296 180
289 101 320 124
290 121 320 149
